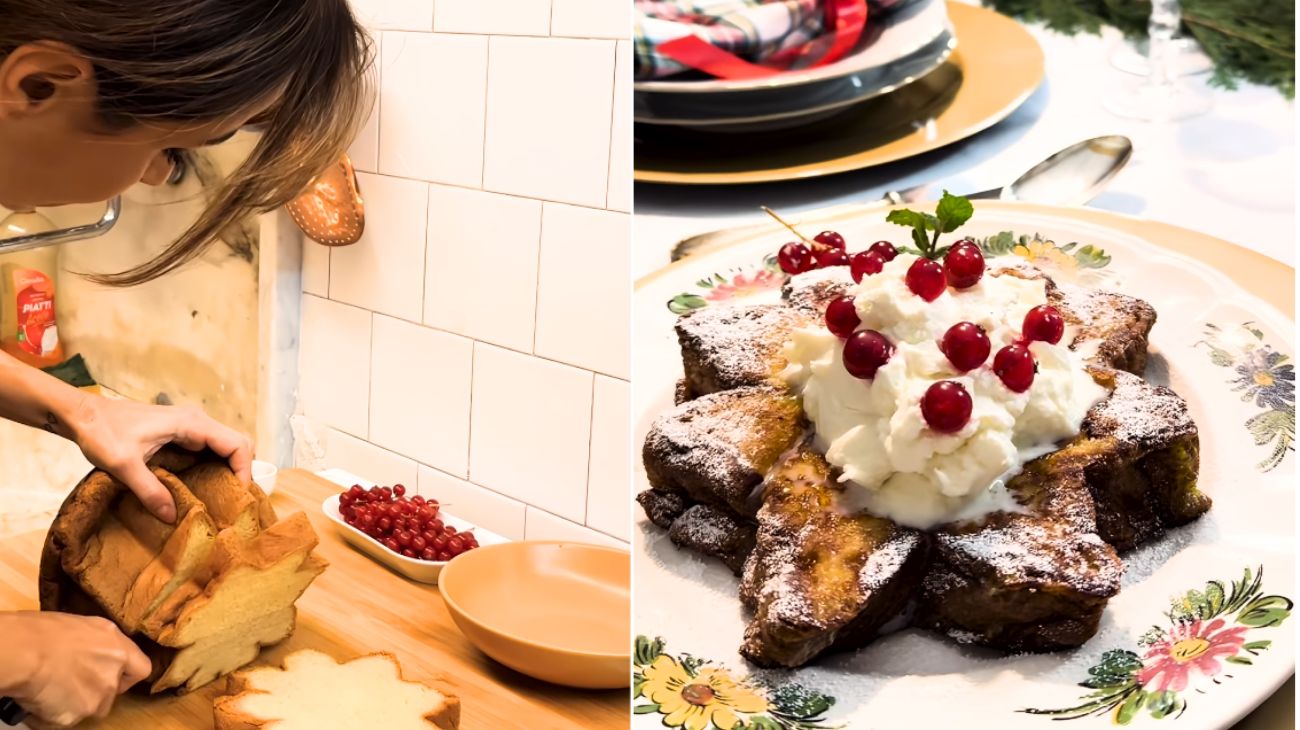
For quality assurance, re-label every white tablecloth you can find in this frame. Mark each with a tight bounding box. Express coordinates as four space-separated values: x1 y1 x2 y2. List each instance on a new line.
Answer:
633 2 1296 279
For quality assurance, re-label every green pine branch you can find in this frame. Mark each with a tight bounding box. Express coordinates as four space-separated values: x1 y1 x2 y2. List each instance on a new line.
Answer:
985 0 1295 97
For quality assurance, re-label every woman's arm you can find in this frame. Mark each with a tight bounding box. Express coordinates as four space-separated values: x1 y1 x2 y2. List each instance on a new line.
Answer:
0 350 252 522
0 611 150 726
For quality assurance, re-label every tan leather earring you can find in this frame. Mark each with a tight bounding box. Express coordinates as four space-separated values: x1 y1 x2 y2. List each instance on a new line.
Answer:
286 154 366 246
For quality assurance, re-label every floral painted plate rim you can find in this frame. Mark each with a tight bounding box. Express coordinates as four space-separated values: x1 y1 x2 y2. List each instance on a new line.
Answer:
632 202 1295 730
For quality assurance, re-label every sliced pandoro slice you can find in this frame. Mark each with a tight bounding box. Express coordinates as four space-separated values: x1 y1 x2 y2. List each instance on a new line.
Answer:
150 512 327 693
739 446 928 668
676 303 811 398
642 385 804 518
213 649 459 730
182 462 262 540
1075 368 1208 551
1051 286 1156 376
918 446 1123 653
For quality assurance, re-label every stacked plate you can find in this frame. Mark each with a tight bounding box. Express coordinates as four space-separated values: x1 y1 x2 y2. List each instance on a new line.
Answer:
634 1 1047 184
634 0 953 132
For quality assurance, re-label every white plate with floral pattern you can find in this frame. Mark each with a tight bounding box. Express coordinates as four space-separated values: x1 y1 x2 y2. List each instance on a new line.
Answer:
632 201 1294 730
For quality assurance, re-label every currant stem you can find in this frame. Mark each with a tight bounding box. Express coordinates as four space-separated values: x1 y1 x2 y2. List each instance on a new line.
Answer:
762 206 815 245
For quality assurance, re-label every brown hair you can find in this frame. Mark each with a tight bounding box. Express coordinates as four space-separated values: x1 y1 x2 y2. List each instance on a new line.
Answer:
0 0 373 285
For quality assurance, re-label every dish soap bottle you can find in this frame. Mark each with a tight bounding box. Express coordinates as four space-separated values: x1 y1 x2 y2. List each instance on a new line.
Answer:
0 210 65 368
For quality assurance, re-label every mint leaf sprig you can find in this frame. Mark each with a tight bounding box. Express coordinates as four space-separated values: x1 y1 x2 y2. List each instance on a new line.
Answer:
885 190 974 259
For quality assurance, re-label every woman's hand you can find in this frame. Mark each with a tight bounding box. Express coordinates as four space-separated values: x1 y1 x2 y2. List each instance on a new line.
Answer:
0 612 151 727
67 394 253 523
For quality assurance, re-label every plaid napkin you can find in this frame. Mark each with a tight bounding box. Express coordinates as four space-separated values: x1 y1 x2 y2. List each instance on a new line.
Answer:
634 0 826 80
634 0 916 80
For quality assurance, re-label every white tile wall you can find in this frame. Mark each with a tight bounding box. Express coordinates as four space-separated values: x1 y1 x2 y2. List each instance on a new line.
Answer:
300 2 630 547
369 315 474 477
349 33 382 174
534 203 629 378
483 37 616 207
378 32 488 187
423 185 541 351
551 0 631 39
299 296 371 438
469 344 593 522
325 428 420 488
606 41 632 213
328 173 428 321
417 465 527 541
525 506 627 549
435 0 552 36
348 0 433 32
586 375 630 541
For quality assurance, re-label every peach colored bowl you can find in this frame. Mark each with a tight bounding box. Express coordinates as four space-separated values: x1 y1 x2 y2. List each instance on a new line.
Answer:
438 541 631 689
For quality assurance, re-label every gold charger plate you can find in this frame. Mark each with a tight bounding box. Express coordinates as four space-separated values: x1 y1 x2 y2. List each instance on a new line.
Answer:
633 2 1045 185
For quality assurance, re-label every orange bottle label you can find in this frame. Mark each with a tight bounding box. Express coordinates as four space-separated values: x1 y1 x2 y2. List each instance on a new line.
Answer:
11 268 57 356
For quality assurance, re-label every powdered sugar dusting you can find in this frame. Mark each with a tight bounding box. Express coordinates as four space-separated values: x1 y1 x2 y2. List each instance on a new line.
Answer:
1086 370 1194 446
678 304 808 388
939 523 1121 596
859 532 921 593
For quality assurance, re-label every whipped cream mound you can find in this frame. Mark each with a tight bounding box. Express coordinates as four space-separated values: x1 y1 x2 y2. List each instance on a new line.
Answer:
781 253 1107 529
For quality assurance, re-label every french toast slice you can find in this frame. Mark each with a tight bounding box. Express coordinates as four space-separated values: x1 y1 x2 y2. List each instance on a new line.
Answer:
917 446 1123 652
1077 369 1208 551
643 385 805 518
739 445 928 667
1051 286 1156 376
781 268 854 314
676 304 812 398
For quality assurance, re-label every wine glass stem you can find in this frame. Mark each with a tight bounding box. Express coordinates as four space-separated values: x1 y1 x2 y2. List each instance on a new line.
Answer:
1148 0 1181 89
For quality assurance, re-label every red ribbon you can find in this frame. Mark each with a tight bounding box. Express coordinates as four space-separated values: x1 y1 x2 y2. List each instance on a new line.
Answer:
656 0 868 80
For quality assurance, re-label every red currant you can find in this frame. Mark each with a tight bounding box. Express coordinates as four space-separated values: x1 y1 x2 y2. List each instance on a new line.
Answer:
383 538 400 553
377 517 392 533
436 550 452 562
921 381 973 433
402 548 417 559
850 251 885 283
433 535 449 551
412 535 428 552
993 344 1036 392
420 548 437 561
843 330 894 379
868 241 898 262
815 247 849 268
825 295 860 337
448 536 466 553
943 241 985 289
940 322 991 372
778 242 813 274
393 484 406 497
397 530 413 548
445 526 458 535
1023 305 1065 345
814 231 846 250
906 258 946 301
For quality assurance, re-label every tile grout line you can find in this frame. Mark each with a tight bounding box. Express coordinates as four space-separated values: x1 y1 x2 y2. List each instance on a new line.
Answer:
365 311 376 442
581 372 597 526
311 292 626 382
479 36 492 190
601 41 618 211
530 204 546 354
383 170 622 213
465 341 476 482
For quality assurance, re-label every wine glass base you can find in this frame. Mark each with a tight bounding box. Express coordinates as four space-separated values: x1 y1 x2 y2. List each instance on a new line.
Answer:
1110 38 1214 77
1103 80 1212 121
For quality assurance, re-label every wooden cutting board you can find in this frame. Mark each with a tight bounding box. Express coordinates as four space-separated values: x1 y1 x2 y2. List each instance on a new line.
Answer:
0 469 628 729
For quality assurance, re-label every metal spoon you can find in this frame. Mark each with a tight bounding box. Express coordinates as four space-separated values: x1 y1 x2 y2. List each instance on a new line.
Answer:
670 135 1134 261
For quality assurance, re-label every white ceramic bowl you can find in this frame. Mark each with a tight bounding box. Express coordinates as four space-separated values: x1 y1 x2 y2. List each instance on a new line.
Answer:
251 460 278 495
319 476 509 585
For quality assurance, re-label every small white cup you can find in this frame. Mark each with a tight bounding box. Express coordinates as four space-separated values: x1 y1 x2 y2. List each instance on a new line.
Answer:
252 460 279 496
